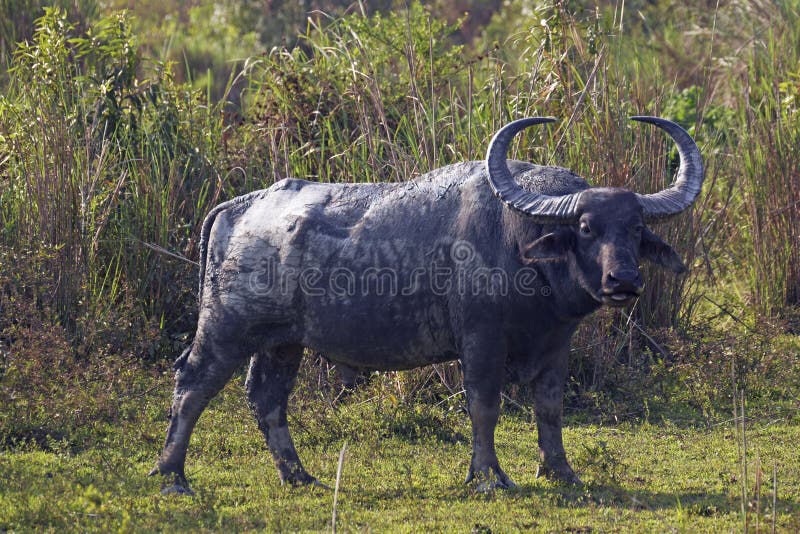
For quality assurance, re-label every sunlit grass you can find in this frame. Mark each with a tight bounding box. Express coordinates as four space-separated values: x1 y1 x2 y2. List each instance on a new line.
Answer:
1 370 798 532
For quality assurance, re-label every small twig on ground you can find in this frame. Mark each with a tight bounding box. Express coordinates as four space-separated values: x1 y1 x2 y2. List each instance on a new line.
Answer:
703 295 759 335
741 390 749 531
133 238 199 267
432 363 460 397
435 388 466 410
619 311 669 359
332 441 347 534
133 381 168 400
501 393 534 417
772 462 777 534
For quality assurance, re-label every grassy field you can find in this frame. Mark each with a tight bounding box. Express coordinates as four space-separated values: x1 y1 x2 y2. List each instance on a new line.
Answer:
1 363 799 532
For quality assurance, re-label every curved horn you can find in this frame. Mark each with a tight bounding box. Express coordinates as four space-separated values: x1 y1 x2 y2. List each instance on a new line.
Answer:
631 116 704 222
485 117 583 223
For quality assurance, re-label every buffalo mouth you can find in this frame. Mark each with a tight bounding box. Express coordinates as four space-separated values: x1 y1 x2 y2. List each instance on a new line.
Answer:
600 291 641 307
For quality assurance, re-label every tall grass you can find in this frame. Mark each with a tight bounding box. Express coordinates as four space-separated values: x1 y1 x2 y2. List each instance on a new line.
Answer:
736 5 800 316
0 9 228 349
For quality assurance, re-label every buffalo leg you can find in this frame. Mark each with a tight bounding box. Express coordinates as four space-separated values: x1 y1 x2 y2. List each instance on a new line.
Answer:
533 360 581 484
461 334 515 491
246 345 320 486
152 325 250 495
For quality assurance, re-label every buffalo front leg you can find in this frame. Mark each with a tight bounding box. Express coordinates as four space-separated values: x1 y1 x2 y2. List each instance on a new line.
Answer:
152 331 250 495
461 333 515 492
246 345 322 487
534 360 581 485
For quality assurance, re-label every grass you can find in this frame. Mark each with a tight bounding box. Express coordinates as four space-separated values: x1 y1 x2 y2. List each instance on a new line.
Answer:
1 363 798 532
2 2 800 531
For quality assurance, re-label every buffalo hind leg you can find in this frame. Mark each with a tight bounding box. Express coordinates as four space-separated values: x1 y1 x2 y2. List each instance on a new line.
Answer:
246 345 322 487
461 332 516 492
534 359 581 485
152 332 250 495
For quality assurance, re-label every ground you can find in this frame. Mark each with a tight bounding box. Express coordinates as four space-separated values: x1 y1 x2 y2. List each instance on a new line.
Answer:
1 366 798 533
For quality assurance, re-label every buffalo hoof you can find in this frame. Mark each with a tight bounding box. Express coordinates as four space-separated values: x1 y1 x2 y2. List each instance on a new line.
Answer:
150 466 195 496
536 463 582 485
161 483 195 496
475 478 517 493
465 465 517 493
310 478 332 491
280 468 329 490
282 476 330 491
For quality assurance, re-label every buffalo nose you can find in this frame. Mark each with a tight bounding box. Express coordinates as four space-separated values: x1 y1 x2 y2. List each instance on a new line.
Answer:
606 270 643 293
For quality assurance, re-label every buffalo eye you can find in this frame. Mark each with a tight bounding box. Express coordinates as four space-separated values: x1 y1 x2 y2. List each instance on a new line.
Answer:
579 221 592 237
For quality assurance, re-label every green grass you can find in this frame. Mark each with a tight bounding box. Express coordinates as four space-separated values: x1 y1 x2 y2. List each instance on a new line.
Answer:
2 367 798 532
2 2 800 532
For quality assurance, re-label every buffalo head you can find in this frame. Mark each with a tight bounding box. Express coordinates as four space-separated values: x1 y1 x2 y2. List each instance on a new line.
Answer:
486 117 703 307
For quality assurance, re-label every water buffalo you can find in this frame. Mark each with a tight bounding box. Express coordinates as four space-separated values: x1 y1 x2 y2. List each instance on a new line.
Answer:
151 116 703 494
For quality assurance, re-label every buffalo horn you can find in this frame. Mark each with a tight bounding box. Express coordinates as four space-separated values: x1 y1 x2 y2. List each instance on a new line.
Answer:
630 116 705 222
485 117 582 223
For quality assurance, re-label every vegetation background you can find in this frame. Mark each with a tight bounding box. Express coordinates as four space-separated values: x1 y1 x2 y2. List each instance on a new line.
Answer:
0 0 799 531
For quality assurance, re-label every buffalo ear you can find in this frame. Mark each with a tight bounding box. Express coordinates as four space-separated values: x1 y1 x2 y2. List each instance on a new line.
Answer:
521 229 575 264
640 227 686 273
